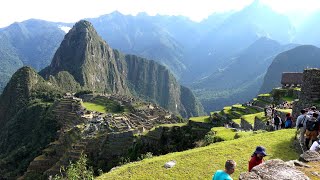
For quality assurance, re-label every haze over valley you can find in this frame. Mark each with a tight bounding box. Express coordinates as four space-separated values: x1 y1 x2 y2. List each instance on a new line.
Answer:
1 0 320 179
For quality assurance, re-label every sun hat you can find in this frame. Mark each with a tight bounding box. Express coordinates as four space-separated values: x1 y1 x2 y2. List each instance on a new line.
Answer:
254 146 267 156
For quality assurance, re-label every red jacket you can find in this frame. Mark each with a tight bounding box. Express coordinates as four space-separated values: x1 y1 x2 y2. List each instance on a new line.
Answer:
249 155 263 171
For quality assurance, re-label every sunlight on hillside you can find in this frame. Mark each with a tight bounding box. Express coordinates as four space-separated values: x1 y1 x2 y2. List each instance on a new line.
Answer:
98 129 298 180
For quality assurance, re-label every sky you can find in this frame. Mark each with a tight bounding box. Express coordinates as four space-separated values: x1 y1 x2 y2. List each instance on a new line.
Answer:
1 0 320 28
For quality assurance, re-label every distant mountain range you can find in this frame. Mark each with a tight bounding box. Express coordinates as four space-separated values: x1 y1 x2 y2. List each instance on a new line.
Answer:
192 38 298 111
1 0 320 112
0 19 66 92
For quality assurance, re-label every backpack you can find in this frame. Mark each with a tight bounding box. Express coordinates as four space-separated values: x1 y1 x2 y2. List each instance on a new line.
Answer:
274 117 280 125
306 120 316 131
285 119 292 128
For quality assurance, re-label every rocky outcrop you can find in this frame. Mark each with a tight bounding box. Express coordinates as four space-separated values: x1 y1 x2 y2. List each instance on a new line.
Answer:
299 150 320 162
40 20 129 94
240 118 253 130
239 159 310 180
253 117 266 131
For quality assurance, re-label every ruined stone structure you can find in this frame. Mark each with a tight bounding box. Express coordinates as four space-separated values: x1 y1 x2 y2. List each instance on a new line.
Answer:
281 72 303 88
293 68 320 118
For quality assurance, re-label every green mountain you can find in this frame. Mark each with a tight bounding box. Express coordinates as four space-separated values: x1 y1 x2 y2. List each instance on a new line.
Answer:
41 20 204 117
0 19 67 93
192 38 297 112
259 45 320 93
0 66 61 178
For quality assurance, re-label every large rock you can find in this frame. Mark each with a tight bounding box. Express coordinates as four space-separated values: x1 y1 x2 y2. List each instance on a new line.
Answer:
299 150 320 162
239 159 309 180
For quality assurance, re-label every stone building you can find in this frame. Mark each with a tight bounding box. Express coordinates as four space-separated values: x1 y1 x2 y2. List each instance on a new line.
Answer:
281 72 303 88
292 69 320 118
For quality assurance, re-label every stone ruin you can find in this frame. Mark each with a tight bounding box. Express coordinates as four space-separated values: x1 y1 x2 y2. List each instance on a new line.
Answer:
281 72 303 88
293 68 320 118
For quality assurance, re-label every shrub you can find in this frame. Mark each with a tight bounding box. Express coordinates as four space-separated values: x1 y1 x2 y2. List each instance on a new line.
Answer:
53 154 94 180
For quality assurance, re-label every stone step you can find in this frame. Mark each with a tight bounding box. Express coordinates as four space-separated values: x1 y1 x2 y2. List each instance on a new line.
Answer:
68 150 83 157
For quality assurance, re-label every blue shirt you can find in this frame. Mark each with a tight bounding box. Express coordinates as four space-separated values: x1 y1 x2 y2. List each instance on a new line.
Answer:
212 170 232 180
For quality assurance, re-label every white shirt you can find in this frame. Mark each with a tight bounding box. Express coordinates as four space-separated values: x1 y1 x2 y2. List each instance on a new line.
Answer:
310 140 320 151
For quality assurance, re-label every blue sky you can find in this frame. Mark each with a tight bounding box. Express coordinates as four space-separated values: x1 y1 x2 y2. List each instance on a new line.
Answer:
1 0 320 27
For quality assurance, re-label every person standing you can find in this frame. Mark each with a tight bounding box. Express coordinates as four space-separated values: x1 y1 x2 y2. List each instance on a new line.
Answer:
305 113 319 149
249 146 267 171
284 113 293 128
212 160 236 180
272 114 282 130
296 109 308 146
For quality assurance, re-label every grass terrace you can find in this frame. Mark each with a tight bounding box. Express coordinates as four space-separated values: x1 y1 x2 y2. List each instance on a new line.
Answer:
241 112 266 124
232 119 241 124
82 102 106 113
189 116 210 123
97 129 298 180
158 123 188 128
258 93 271 97
210 127 253 141
232 104 245 109
82 96 127 113
276 108 292 114
281 96 295 102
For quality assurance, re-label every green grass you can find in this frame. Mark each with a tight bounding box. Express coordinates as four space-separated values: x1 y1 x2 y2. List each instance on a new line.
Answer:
82 102 106 113
232 104 245 109
82 96 127 113
232 119 241 124
258 93 271 97
158 123 187 127
189 116 210 123
293 87 301 91
210 127 252 141
281 96 295 102
97 129 298 180
241 112 265 124
210 111 220 115
276 109 292 114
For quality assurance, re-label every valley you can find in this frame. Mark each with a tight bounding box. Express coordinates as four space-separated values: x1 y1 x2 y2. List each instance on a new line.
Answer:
1 0 320 179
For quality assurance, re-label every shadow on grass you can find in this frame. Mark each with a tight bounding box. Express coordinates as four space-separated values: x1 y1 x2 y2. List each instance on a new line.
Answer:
268 132 301 161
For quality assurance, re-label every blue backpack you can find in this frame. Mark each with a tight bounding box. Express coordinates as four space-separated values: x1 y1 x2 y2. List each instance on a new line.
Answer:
285 119 292 128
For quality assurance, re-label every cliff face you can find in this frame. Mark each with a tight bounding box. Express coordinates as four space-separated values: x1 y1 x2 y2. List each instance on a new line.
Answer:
41 20 203 117
41 20 129 94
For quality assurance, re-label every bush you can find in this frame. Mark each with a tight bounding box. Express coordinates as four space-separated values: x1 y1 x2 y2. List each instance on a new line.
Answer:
54 154 94 180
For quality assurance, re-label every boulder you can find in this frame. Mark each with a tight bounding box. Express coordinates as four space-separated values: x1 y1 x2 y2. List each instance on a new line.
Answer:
286 160 311 168
239 159 309 180
299 150 320 162
164 160 176 169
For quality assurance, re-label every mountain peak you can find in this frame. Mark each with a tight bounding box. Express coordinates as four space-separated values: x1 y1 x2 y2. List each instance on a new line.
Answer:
41 20 129 94
73 20 94 30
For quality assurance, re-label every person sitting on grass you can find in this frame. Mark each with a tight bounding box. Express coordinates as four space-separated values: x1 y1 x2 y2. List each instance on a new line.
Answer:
249 146 267 171
212 160 236 180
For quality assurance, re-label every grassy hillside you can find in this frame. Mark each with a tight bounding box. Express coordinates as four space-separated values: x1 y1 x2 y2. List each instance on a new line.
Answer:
98 129 298 180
